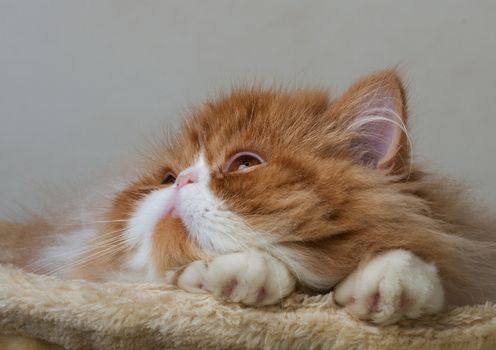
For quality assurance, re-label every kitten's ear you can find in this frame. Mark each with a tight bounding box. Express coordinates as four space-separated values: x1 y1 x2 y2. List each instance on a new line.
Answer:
331 70 410 174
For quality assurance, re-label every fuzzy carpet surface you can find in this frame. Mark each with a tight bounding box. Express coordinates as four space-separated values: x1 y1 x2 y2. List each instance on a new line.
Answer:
0 264 495 350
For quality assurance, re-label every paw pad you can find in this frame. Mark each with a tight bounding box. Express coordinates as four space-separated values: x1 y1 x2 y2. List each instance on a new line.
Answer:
222 278 238 299
255 286 267 304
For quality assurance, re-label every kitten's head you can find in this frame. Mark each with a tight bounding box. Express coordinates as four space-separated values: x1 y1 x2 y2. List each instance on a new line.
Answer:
108 70 411 286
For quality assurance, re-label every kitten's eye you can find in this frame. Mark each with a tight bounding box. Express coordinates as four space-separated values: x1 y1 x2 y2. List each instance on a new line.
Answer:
223 152 265 173
161 172 176 185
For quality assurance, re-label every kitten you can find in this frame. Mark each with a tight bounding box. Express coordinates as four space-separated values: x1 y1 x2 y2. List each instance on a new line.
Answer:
2 70 495 325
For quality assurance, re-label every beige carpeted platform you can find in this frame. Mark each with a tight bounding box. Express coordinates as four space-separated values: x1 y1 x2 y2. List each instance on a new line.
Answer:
0 263 495 350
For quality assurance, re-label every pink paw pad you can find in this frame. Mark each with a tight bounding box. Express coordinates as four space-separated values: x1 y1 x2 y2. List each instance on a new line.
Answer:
222 278 238 299
371 292 380 311
255 286 267 304
399 292 408 309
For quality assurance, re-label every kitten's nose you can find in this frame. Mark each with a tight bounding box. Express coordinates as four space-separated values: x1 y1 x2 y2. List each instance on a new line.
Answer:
175 170 198 189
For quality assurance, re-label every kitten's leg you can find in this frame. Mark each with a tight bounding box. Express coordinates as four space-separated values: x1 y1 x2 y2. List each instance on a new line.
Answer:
165 249 295 305
334 249 444 325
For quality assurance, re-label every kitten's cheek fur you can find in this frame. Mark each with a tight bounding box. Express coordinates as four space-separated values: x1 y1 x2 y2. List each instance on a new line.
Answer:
166 249 296 306
334 249 444 325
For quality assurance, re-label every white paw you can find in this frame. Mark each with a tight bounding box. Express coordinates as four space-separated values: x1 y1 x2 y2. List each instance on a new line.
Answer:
165 249 295 305
334 250 444 325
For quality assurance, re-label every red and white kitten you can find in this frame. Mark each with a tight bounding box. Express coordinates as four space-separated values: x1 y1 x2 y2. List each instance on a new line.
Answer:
2 70 495 325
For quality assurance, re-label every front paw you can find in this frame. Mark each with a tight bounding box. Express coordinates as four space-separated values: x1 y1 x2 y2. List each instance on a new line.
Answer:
166 249 295 306
334 250 444 325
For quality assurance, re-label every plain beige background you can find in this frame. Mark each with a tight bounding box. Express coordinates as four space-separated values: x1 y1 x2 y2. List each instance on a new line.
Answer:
0 1 495 217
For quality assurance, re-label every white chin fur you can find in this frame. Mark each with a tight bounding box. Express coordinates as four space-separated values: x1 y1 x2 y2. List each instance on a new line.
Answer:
125 188 176 280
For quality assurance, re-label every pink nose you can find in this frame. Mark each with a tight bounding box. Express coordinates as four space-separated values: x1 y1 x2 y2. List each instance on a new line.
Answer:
175 171 198 189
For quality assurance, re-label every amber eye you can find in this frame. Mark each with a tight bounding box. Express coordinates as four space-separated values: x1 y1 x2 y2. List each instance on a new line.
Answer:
222 152 265 173
161 171 176 185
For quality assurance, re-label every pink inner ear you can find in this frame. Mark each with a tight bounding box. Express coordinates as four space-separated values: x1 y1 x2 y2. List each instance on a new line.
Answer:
348 100 404 169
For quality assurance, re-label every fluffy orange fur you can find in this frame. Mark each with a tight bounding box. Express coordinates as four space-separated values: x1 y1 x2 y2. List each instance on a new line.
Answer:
2 70 495 306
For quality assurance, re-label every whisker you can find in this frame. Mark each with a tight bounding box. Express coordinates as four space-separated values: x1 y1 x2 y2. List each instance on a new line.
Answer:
30 244 120 273
28 228 130 272
45 240 129 275
57 219 130 226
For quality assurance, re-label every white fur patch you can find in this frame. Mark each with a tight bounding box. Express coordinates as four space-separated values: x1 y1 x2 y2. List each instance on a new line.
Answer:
175 152 267 253
125 188 176 280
